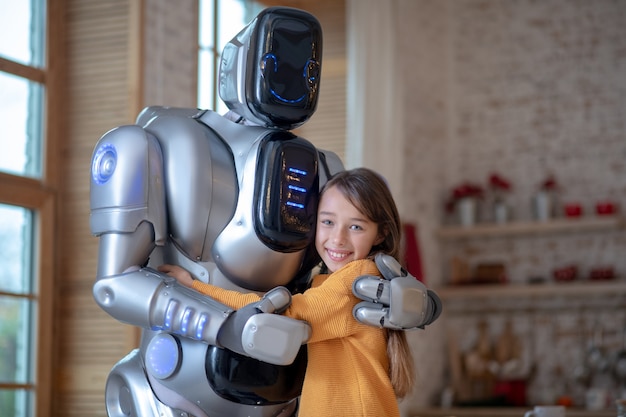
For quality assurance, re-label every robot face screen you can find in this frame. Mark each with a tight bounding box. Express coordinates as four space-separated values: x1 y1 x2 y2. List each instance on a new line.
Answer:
249 9 322 126
259 35 318 105
254 133 319 253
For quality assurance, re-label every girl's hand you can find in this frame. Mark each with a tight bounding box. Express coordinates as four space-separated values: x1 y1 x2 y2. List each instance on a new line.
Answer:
158 264 194 288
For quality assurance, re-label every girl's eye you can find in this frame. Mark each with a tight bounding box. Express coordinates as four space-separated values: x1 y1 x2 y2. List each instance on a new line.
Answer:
350 224 363 231
320 219 333 226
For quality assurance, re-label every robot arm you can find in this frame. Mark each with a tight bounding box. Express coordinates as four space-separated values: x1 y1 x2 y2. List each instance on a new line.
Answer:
352 253 443 330
93 269 309 365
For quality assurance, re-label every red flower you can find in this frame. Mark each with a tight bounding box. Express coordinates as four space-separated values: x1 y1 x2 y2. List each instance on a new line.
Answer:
541 176 558 191
453 183 484 199
489 173 512 191
446 182 484 212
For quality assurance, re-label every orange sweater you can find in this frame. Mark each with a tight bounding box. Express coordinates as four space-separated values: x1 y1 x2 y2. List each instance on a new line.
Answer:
192 259 399 417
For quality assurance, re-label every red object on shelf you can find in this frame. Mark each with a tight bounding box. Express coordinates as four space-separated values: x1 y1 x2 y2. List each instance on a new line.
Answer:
493 379 527 407
596 201 617 215
553 265 578 282
563 203 583 217
556 395 574 407
589 266 615 281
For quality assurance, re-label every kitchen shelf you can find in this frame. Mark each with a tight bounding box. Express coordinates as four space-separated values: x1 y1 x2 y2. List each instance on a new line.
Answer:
431 213 626 412
410 407 614 417
436 280 626 313
436 216 623 240
437 280 626 300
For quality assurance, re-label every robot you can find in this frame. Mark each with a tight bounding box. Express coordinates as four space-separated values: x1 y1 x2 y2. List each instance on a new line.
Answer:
90 7 441 417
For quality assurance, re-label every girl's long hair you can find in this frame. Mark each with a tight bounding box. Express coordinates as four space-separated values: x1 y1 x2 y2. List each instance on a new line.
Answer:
320 167 415 398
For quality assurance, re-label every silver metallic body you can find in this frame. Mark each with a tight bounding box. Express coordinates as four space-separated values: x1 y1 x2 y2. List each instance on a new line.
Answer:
91 105 340 417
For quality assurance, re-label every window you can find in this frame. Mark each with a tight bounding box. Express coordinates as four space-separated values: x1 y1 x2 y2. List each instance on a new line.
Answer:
197 0 263 112
0 0 46 178
0 0 56 415
0 205 35 416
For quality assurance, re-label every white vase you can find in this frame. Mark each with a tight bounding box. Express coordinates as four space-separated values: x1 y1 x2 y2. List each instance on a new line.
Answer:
493 200 510 224
458 197 478 227
533 191 553 221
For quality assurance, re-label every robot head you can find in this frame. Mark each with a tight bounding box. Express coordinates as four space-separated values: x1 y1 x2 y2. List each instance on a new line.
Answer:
219 7 322 130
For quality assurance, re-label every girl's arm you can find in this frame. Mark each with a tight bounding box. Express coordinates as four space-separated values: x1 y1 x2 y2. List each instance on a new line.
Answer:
158 264 194 287
158 264 262 309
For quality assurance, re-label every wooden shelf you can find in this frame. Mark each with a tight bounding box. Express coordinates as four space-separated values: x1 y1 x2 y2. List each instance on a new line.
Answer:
436 216 623 240
436 280 626 313
437 280 626 300
410 407 614 417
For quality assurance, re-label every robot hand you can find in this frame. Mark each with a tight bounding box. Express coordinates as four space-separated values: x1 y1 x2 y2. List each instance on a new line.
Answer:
352 253 442 330
217 287 311 366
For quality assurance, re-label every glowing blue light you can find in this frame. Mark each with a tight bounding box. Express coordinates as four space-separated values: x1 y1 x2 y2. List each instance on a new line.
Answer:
288 167 307 176
262 53 307 103
146 334 179 379
286 201 305 209
91 143 117 185
262 53 278 72
288 185 306 193
302 59 318 81
196 314 208 340
164 300 179 330
181 307 192 334
269 89 306 104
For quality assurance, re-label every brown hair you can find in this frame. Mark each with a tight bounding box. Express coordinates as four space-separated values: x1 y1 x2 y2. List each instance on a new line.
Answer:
320 167 415 398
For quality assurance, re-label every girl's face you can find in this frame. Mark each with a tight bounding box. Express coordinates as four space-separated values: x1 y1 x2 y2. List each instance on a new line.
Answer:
315 185 383 273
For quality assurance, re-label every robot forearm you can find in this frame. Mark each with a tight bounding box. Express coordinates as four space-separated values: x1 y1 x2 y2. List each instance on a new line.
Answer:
93 269 310 365
93 268 230 343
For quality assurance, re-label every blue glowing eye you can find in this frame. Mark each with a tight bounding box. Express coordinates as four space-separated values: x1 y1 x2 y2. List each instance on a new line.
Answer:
261 53 278 73
91 143 117 185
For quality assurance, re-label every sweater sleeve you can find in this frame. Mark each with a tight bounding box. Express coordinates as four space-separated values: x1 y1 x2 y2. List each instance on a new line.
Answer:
284 259 380 343
191 281 262 310
190 259 381 343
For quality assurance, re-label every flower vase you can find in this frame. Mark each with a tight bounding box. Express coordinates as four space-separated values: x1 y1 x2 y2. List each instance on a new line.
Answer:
533 190 554 222
458 197 478 227
493 199 510 224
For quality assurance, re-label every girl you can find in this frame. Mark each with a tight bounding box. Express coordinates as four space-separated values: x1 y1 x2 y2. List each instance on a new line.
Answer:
160 167 415 417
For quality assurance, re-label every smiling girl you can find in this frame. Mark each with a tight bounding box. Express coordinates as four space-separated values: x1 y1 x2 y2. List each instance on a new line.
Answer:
160 167 415 417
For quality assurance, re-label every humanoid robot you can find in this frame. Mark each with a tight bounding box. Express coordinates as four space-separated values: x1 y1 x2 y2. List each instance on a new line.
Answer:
90 7 441 417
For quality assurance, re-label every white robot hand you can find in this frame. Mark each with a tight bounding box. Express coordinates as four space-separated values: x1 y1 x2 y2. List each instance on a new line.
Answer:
218 287 311 366
352 253 442 330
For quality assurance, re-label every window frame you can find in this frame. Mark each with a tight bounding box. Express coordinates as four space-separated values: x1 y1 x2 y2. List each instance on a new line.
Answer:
0 0 64 414
197 0 265 112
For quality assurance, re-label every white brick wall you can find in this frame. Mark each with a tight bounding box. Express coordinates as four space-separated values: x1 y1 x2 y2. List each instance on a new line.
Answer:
397 0 626 412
